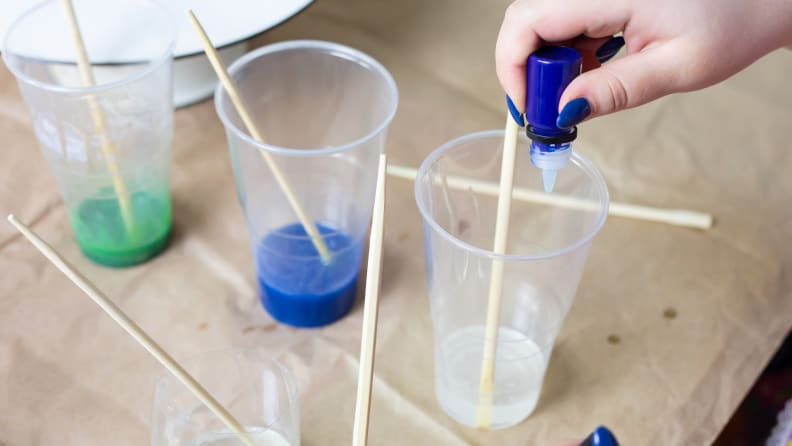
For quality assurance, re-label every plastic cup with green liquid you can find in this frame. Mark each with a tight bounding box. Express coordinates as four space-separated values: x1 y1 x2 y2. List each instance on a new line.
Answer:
3 0 176 267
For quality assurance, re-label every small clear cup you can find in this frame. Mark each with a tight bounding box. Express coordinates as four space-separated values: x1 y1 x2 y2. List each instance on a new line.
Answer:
151 349 300 446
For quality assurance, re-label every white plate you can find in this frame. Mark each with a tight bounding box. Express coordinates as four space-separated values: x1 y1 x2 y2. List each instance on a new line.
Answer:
1 0 313 106
0 0 312 59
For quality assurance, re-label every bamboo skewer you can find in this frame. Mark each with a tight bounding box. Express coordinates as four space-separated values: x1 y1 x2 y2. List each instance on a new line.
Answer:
186 10 333 264
351 154 388 446
60 0 137 240
387 166 713 230
475 116 520 429
6 215 257 446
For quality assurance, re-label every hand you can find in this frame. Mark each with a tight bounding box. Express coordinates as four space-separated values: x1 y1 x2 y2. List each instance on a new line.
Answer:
496 0 792 125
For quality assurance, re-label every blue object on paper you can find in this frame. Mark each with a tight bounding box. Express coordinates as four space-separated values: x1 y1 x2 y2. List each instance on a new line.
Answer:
580 425 620 446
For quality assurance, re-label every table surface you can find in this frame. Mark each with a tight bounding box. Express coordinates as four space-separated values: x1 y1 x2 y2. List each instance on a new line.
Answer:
2 1 792 445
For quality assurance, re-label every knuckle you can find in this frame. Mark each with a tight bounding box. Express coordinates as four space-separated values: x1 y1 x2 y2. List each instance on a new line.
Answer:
504 0 540 25
597 66 630 112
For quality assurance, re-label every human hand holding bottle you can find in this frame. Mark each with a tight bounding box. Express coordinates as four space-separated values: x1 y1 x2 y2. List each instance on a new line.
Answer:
497 0 792 127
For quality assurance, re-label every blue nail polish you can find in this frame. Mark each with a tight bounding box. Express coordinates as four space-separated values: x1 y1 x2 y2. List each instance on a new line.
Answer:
556 97 591 129
596 36 625 64
580 426 619 446
506 95 524 127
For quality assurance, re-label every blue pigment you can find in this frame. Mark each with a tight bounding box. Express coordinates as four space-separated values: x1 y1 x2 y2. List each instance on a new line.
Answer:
256 222 362 327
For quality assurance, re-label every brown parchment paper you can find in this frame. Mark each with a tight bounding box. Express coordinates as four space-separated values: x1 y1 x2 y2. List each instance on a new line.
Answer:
2 0 792 445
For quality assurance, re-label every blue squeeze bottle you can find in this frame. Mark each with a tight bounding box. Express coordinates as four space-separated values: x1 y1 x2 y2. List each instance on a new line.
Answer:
524 46 583 192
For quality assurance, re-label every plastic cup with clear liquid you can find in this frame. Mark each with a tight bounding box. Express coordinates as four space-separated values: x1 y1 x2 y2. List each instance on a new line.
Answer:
151 349 300 446
415 130 609 429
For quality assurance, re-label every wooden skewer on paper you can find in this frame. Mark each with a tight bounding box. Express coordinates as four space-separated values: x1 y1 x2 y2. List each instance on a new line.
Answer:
386 167 713 230
475 116 520 429
60 0 137 239
351 154 388 446
6 215 257 446
186 9 333 264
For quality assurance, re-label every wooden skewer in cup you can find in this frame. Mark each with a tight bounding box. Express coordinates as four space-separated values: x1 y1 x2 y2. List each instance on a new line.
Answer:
385 165 713 230
476 115 520 429
6 215 258 446
351 154 388 446
186 10 333 264
60 0 137 240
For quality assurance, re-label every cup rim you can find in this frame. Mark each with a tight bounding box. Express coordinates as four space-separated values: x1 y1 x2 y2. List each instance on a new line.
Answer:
1 0 177 94
214 39 399 157
152 347 299 436
415 129 610 261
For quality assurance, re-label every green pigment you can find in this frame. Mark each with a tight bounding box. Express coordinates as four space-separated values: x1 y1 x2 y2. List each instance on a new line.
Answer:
71 191 171 267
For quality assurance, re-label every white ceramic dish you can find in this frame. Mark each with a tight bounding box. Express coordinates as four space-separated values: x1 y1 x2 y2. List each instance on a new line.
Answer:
0 0 313 107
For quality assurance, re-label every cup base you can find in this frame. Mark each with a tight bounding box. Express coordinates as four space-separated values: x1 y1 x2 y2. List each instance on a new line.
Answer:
187 427 293 446
72 190 172 268
435 325 545 429
259 276 357 328
255 222 361 328
80 227 170 268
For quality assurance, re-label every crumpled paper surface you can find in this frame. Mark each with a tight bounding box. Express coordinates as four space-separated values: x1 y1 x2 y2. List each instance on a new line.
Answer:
2 0 792 445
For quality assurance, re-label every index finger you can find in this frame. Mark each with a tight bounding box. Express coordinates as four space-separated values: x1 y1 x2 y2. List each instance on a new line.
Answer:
495 0 629 112
495 4 542 113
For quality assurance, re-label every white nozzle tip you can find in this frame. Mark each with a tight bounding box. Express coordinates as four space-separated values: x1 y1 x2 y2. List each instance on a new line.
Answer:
542 169 557 193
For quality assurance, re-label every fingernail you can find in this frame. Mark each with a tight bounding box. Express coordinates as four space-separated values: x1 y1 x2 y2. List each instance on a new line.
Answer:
506 95 524 127
556 97 591 129
580 426 619 446
596 36 625 64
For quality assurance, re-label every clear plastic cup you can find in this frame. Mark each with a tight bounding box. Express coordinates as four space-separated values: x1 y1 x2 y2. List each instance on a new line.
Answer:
2 0 176 267
215 40 398 328
151 349 300 446
415 130 609 428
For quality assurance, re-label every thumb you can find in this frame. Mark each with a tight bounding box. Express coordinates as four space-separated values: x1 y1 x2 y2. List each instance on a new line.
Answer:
558 43 683 124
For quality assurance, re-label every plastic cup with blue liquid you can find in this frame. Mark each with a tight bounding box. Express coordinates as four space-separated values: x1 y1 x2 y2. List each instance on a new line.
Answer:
215 40 398 328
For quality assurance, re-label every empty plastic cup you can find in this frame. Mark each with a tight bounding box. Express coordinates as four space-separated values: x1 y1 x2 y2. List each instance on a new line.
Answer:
415 130 608 428
215 41 398 327
151 349 300 446
2 0 176 267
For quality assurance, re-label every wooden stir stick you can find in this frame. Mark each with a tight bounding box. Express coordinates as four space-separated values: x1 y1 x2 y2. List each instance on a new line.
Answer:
7 215 258 446
186 10 333 264
351 154 388 446
385 164 713 230
476 115 520 429
60 0 137 240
